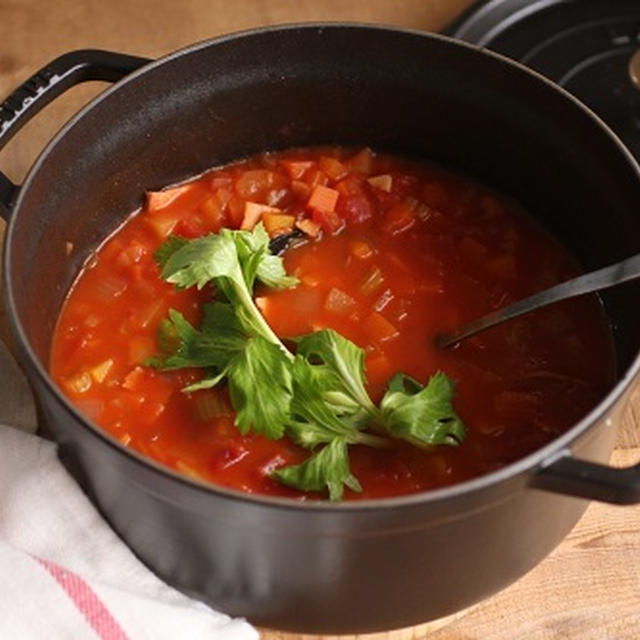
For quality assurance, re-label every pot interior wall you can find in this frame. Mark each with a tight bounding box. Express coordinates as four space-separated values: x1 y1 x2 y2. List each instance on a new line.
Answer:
8 26 640 377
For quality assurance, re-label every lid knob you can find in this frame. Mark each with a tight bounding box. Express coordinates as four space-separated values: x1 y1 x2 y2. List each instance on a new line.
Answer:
629 49 640 91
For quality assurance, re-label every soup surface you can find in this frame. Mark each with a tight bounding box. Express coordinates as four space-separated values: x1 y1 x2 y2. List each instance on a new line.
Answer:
50 147 614 500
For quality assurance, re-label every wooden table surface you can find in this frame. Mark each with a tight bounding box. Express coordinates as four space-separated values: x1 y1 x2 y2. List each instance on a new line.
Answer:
1 2 639 638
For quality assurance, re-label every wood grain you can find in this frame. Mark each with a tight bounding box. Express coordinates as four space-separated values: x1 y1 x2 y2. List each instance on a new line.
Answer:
1 2 639 638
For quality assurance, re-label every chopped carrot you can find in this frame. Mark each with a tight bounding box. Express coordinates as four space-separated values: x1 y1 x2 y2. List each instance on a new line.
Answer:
262 212 295 237
367 174 392 192
146 185 194 212
240 202 283 231
363 311 399 343
307 185 339 212
295 218 321 238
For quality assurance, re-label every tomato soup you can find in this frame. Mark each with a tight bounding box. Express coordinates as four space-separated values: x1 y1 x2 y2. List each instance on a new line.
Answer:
50 147 614 500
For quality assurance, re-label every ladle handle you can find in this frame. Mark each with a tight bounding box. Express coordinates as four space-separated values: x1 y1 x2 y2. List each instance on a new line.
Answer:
533 450 640 504
0 49 149 221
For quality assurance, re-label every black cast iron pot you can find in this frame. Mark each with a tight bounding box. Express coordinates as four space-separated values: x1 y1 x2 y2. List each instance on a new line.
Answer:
2 24 640 634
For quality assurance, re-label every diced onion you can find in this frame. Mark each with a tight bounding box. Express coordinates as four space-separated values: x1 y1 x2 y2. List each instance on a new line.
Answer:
325 288 356 314
94 276 127 300
66 371 92 394
89 359 114 384
367 174 392 192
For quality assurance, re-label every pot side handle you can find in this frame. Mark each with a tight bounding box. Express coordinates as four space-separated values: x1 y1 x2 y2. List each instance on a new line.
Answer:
0 49 150 221
532 449 640 504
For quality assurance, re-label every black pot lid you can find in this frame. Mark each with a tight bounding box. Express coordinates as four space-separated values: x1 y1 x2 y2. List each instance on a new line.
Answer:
446 0 640 161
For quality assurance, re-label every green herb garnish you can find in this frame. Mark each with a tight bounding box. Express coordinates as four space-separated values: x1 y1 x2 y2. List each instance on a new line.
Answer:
147 223 465 499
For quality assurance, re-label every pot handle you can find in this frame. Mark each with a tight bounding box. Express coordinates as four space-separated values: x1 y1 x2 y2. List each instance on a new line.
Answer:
532 449 640 504
0 49 150 221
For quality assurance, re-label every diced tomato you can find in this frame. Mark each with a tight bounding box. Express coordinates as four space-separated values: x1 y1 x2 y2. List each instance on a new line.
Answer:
335 175 363 197
338 193 375 225
234 169 274 201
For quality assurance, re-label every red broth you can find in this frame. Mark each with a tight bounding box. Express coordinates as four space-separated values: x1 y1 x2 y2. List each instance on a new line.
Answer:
49 147 615 500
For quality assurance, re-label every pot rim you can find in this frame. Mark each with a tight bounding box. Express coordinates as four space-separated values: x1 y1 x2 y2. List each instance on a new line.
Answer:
4 22 640 513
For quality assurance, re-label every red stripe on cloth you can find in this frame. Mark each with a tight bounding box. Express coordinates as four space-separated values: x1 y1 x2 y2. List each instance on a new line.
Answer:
35 557 129 640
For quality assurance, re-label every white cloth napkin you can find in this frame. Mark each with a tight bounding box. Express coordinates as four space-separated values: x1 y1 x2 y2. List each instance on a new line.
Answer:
0 340 258 640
